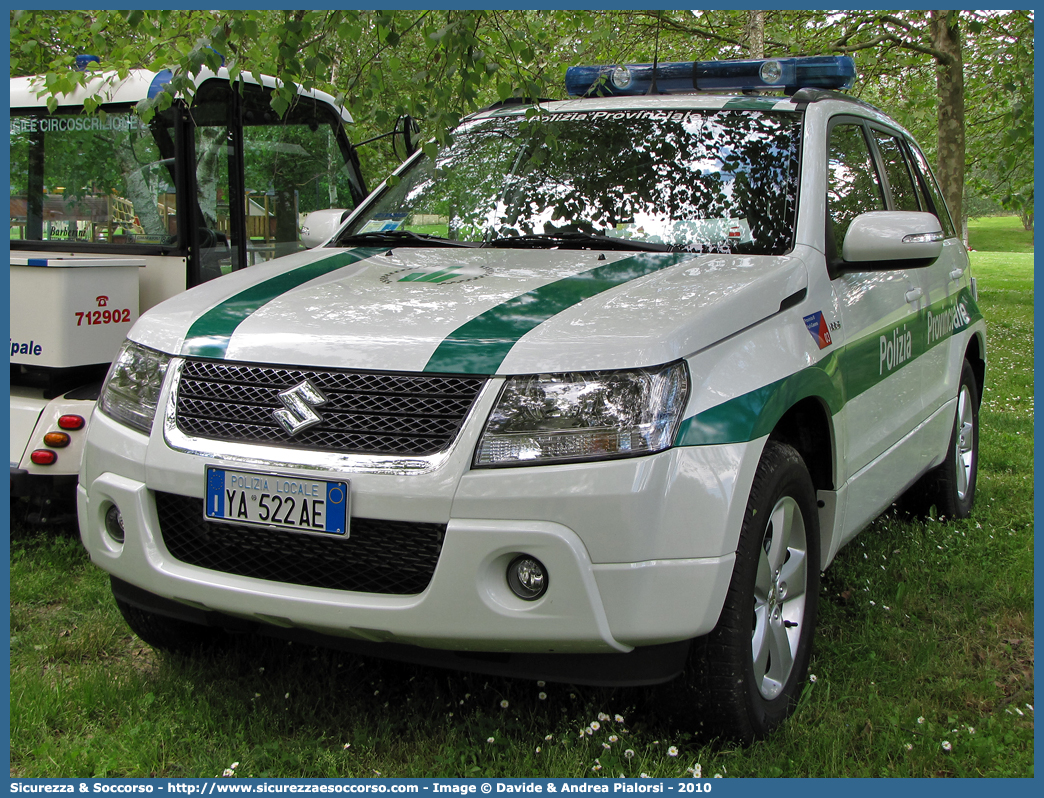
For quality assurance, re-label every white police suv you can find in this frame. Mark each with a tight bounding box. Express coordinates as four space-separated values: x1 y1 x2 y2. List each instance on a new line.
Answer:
79 56 985 741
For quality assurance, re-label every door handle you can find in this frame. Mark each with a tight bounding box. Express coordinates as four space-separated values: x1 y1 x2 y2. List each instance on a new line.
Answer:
949 269 965 281
905 287 924 304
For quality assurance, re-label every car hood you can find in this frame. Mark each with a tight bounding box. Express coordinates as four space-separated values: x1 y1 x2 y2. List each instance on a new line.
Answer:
131 245 809 375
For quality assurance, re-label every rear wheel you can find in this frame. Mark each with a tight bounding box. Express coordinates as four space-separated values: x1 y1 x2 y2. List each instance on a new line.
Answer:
902 359 980 520
694 440 820 743
115 596 226 655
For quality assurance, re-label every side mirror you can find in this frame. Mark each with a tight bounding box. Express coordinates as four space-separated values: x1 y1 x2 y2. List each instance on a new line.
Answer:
397 114 420 158
300 209 352 248
841 211 944 270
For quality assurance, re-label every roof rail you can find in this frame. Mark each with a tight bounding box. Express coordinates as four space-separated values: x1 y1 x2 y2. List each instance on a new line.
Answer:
789 87 883 113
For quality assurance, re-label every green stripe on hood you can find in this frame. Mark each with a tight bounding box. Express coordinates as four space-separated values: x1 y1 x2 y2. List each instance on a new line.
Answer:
423 251 694 374
181 248 384 359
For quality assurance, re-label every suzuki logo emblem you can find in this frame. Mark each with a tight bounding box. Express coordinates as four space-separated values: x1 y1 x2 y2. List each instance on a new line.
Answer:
273 379 327 436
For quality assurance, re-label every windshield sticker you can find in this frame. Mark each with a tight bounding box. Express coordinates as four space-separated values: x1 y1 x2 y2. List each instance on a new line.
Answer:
803 311 833 350
359 219 404 234
548 109 726 123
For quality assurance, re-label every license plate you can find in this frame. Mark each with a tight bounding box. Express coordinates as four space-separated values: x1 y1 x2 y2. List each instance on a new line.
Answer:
205 466 349 537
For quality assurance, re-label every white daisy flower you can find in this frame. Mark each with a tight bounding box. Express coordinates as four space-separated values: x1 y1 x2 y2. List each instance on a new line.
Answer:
500 699 509 709
941 740 952 751
667 746 679 757
624 749 635 760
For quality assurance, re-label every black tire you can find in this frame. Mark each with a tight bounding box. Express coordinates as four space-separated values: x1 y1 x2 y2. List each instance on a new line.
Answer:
693 440 820 743
908 359 980 520
115 596 226 655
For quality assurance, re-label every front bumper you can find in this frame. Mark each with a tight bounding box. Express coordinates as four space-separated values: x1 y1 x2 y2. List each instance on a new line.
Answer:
79 389 760 675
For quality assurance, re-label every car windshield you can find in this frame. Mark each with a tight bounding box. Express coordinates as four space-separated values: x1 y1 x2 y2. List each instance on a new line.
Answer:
336 107 801 254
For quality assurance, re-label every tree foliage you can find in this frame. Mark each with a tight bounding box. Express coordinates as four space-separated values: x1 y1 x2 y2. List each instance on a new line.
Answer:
9 9 1033 228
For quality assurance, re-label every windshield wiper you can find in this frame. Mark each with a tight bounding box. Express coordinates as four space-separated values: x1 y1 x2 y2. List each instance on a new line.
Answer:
334 230 480 248
484 232 674 252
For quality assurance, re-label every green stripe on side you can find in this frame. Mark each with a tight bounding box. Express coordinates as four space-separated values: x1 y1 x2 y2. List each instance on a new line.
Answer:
423 252 694 374
675 356 843 446
675 286 982 447
181 248 384 359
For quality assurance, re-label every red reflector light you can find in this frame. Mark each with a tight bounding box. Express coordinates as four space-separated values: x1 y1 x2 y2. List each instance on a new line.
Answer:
58 415 86 431
30 449 58 466
44 432 72 448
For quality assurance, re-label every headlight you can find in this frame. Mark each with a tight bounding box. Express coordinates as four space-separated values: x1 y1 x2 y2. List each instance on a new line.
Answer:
474 361 689 467
98 341 171 435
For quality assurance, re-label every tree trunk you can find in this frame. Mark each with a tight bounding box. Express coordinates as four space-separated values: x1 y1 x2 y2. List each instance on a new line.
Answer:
747 11 766 58
930 10 965 241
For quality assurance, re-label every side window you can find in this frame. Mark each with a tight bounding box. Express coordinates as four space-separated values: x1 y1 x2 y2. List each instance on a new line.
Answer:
872 131 921 213
10 111 178 248
827 123 885 247
906 143 957 238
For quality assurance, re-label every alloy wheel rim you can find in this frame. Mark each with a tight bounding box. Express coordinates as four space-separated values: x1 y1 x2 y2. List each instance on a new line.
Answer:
751 495 808 700
955 384 975 501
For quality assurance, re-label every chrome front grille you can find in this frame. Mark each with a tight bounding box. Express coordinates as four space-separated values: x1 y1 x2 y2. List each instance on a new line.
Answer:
174 359 486 456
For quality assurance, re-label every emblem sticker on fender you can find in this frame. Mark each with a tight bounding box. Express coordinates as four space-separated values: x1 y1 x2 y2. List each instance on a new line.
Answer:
803 311 833 349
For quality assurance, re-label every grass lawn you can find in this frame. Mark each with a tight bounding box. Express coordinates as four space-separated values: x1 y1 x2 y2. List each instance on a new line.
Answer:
9 249 1034 779
967 214 1034 254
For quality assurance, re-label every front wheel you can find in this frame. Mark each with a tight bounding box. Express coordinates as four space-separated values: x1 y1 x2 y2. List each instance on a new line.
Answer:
693 440 820 743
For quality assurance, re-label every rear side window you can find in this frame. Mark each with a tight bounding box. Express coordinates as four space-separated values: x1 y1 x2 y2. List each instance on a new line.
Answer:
872 131 921 213
906 143 957 238
826 123 885 245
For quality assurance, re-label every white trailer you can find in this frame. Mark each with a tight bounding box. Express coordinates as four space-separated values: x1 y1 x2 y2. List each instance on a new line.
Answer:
10 64 370 523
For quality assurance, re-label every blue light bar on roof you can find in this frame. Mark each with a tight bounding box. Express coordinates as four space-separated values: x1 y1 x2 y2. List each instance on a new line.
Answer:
565 61 696 97
695 56 855 93
565 55 856 97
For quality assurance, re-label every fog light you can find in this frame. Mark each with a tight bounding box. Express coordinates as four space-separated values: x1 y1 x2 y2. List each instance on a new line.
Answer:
104 504 125 544
507 555 548 601
30 449 57 466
